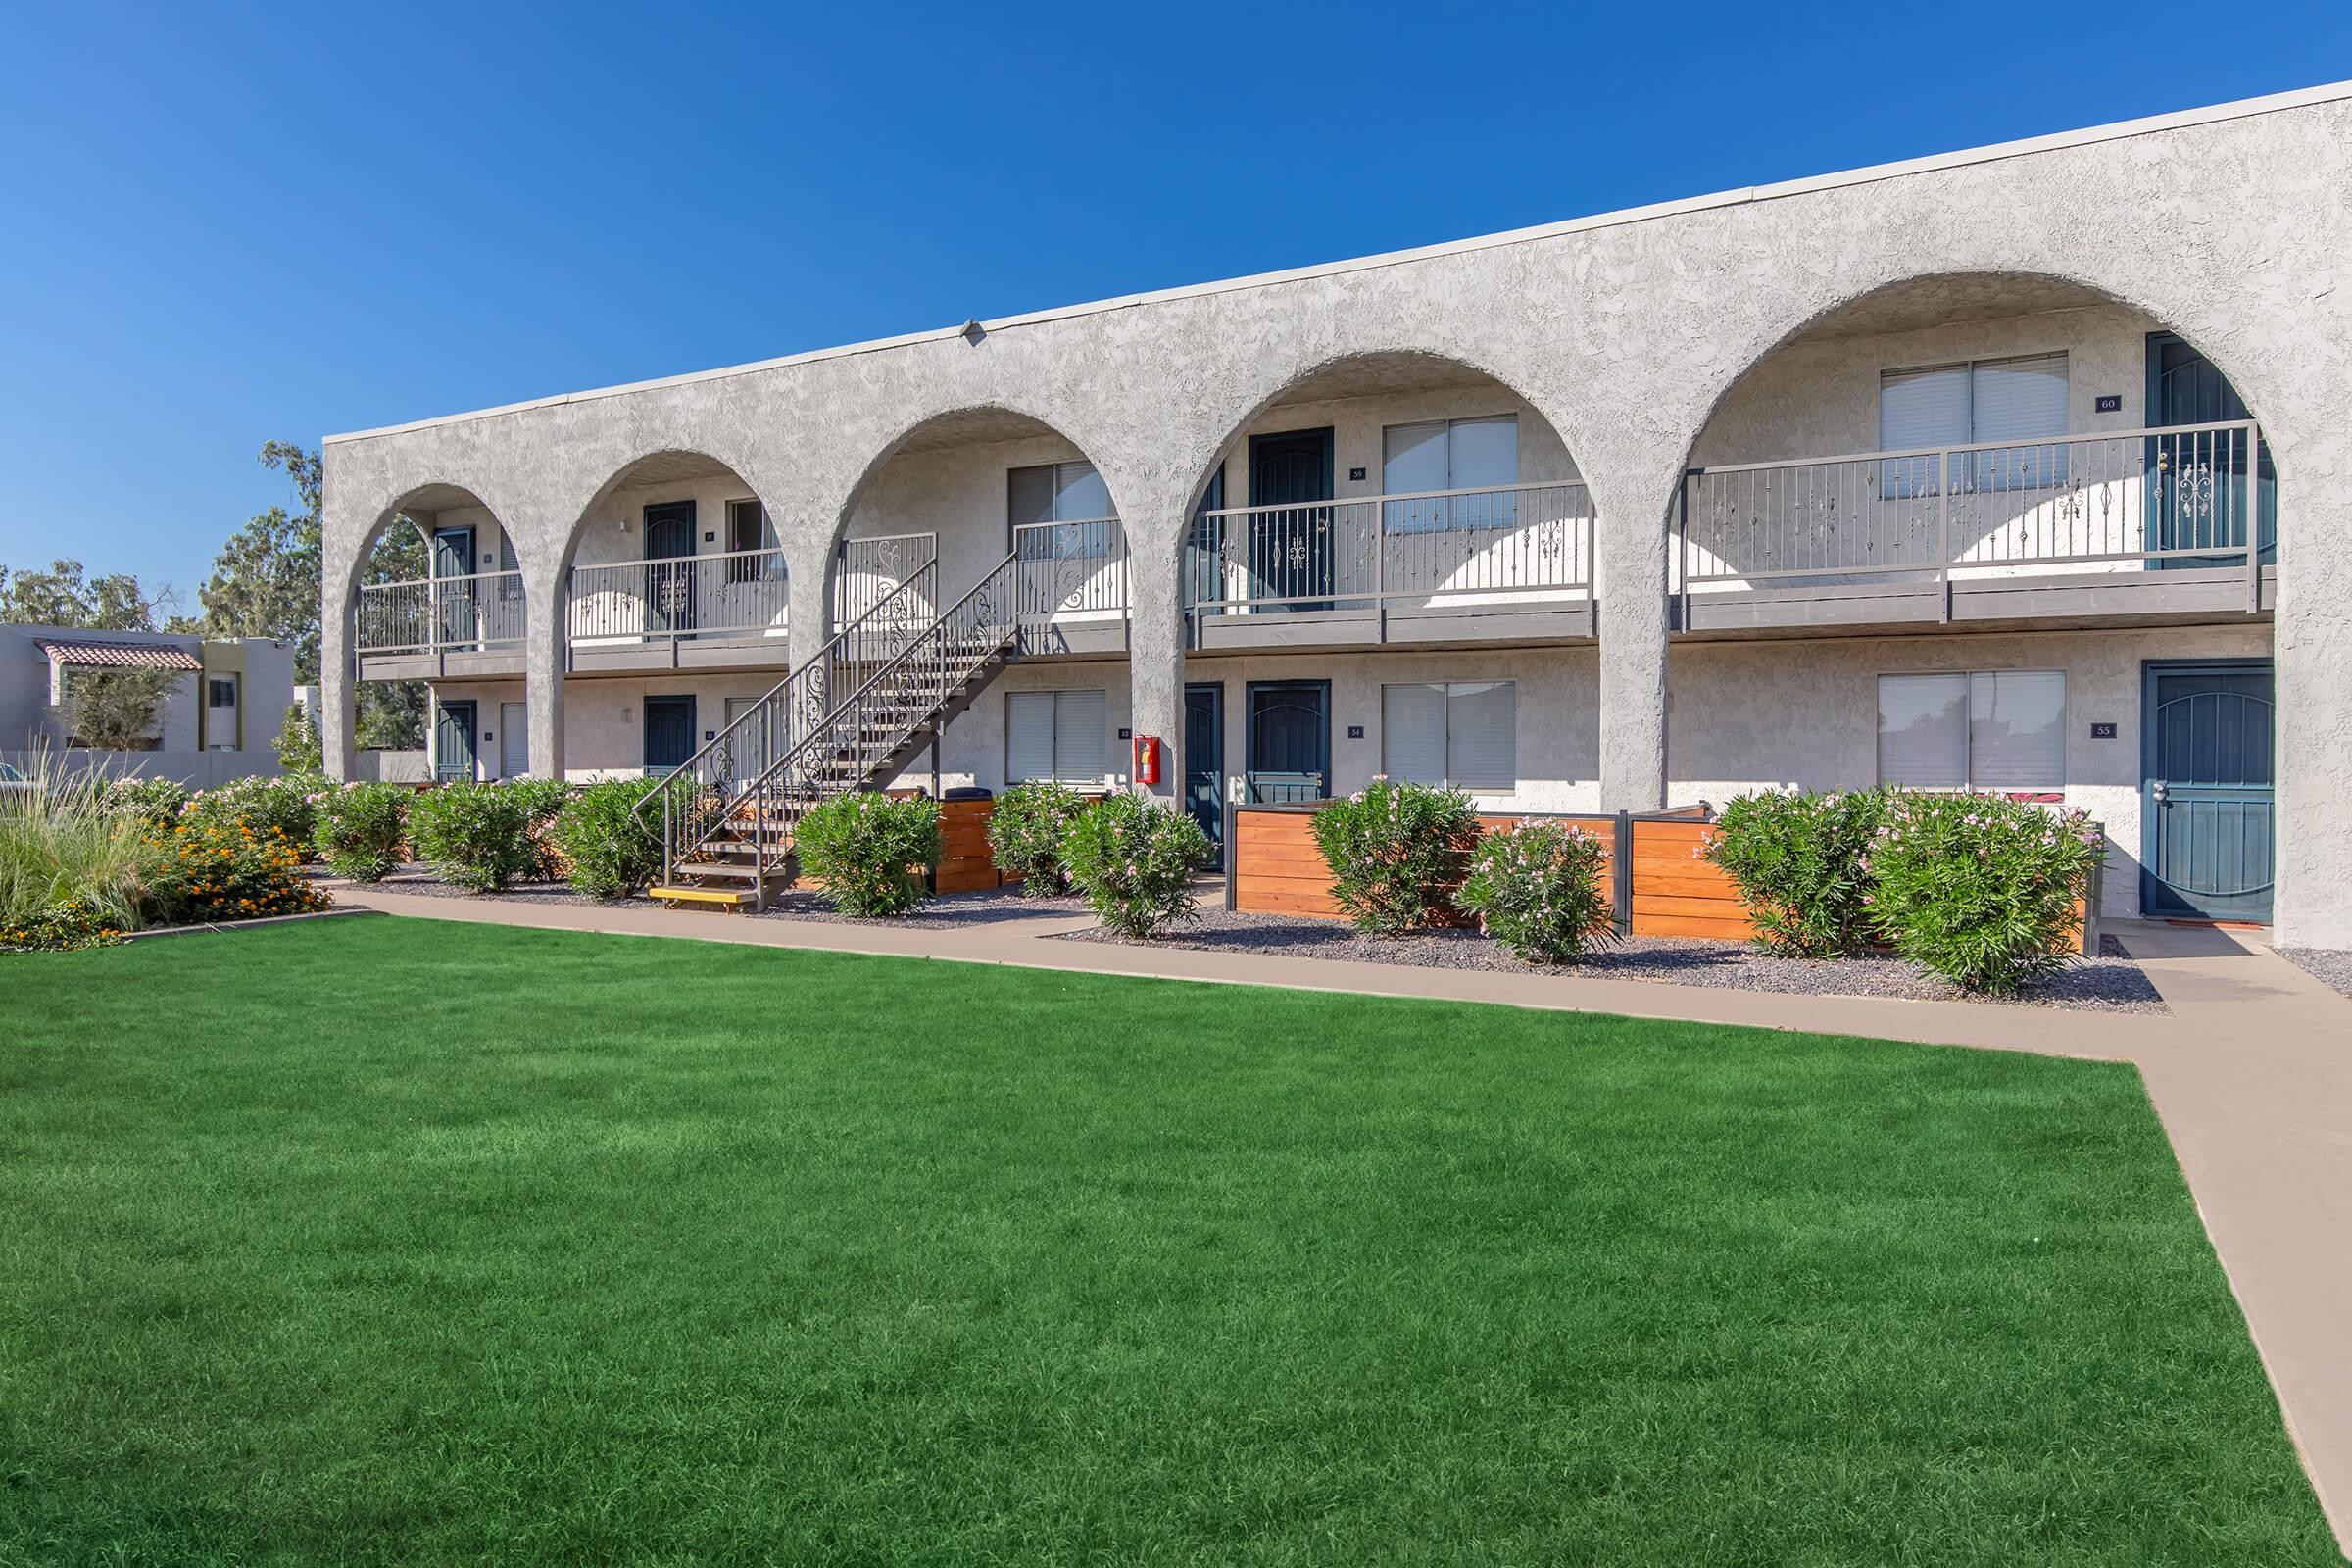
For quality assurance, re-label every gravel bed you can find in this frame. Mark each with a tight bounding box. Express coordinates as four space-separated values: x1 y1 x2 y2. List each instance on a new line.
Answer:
1059 907 2166 1013
2276 948 2352 1001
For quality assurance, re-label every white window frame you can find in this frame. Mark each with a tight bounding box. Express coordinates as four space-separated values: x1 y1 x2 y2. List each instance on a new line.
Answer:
1380 681 1517 793
1381 415 1520 534
1876 669 2068 792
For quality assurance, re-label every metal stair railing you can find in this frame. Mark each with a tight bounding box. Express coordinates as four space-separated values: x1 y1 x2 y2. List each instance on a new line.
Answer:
713 554 1018 896
634 561 940 888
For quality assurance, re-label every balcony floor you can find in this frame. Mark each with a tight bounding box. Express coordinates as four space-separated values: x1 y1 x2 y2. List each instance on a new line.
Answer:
1674 565 2274 640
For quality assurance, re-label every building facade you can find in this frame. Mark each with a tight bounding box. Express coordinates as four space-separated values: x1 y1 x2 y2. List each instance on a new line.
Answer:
321 84 2352 943
3 624 296 787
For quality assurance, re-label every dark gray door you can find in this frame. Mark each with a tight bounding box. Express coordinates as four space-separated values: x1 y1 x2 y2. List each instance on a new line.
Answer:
644 695 696 771
431 526 474 645
433 699 477 783
644 501 697 634
1246 680 1329 803
2141 660 2274 922
1184 682 1224 865
1248 428 1335 611
2147 332 2275 569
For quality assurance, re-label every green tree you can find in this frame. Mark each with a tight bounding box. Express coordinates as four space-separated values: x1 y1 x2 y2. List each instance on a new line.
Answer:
54 666 176 749
0 559 174 630
194 442 325 679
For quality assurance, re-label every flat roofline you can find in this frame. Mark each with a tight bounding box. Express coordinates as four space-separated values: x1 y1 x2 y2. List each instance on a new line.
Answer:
326 78 2352 447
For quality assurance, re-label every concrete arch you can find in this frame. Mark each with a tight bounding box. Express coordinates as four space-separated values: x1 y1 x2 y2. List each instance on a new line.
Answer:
811 400 1136 643
550 444 787 580
1147 345 1597 583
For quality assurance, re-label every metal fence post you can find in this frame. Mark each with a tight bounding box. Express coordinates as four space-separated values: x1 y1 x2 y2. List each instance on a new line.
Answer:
1937 450 1953 623
1224 801 1238 912
1613 810 1634 939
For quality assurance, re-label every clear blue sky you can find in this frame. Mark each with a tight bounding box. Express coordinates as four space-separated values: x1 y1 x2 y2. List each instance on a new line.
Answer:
2 0 2346 601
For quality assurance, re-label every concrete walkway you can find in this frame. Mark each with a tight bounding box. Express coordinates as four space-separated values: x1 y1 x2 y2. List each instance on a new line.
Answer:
335 885 2352 1551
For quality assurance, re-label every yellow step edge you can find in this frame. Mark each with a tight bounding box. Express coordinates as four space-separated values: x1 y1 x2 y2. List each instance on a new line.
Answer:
650 885 758 906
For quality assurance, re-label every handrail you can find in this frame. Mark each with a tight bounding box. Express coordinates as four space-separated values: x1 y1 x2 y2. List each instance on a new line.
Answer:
1683 418 2258 477
1676 417 2272 622
1199 477 1582 517
630 563 942 881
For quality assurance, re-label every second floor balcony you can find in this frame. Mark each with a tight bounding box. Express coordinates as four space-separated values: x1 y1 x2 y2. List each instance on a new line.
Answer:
1185 480 1596 650
1678 420 2276 634
565 548 790 672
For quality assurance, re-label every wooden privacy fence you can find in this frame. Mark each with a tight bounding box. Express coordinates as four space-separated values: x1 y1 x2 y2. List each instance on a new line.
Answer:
1223 802 2102 953
1223 803 1753 940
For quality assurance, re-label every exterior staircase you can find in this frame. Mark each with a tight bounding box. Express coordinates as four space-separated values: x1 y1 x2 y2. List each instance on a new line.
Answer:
635 553 1020 908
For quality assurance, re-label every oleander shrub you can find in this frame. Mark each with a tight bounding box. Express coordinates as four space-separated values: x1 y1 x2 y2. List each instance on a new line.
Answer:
550 780 665 902
1311 778 1483 936
986 781 1092 896
794 792 940 917
408 781 537 893
1867 792 2105 995
1704 788 1891 957
100 776 190 833
501 776 574 880
1060 792 1213 939
315 782 410 882
1458 820 1616 965
183 772 324 858
144 817 329 927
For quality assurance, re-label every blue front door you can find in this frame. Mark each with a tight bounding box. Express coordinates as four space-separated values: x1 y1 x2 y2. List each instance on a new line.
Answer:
2146 332 2276 569
2140 660 2274 922
1246 680 1329 803
1184 682 1224 865
644 695 696 771
1248 427 1335 612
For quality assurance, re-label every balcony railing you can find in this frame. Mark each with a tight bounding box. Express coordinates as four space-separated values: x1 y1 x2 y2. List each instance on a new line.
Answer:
356 569 526 656
1185 481 1595 615
566 548 789 645
1680 420 2273 610
834 531 938 629
1013 517 1127 620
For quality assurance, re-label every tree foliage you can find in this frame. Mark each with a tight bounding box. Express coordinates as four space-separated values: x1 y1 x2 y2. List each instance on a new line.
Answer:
0 559 174 631
54 667 176 749
193 442 326 680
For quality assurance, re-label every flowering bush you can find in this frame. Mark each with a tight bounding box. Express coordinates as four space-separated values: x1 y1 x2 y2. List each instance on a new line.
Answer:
550 781 664 902
99 776 190 833
1060 792 1213 939
183 773 323 858
985 781 1092 896
1705 788 1890 956
144 817 329 927
1310 778 1483 936
3 896 132 952
315 782 410 882
1867 793 2104 994
793 792 940 916
408 782 537 893
501 777 574 881
1457 820 1616 965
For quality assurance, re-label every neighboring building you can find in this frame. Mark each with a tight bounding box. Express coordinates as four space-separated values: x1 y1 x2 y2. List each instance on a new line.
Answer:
320 84 2352 944
0 624 296 787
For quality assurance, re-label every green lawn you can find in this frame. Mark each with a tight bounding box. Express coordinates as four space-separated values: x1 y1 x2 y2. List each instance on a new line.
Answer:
1 917 2332 1566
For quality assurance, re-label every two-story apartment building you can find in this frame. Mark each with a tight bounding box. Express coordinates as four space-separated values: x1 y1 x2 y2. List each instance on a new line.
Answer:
320 83 2352 945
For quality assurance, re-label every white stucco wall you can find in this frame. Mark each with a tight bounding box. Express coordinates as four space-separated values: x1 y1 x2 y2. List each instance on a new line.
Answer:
1666 624 2274 918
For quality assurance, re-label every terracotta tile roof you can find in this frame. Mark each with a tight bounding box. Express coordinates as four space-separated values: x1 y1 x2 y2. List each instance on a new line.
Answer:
35 639 203 671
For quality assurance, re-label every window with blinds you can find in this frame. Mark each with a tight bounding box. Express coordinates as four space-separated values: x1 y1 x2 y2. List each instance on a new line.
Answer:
1006 689 1108 785
1879 353 2069 496
1381 416 1518 532
1878 670 2066 791
1382 681 1516 791
1008 462 1114 537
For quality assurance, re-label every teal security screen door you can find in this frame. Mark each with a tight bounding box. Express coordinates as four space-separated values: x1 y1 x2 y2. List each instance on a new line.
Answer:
2140 660 2274 922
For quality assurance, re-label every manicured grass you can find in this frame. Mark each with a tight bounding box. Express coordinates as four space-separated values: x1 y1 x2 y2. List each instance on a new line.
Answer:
1 917 2331 1565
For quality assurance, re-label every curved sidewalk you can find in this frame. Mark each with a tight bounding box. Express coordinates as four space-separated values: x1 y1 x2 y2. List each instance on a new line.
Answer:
335 886 2352 1552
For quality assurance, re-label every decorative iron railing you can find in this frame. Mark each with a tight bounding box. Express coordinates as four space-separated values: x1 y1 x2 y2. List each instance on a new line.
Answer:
566 548 788 645
1679 419 2272 614
1184 481 1595 617
355 569 527 656
1012 516 1127 620
833 531 938 628
634 560 964 892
